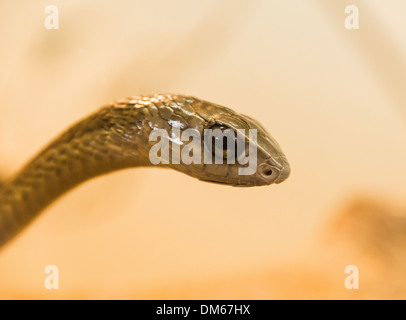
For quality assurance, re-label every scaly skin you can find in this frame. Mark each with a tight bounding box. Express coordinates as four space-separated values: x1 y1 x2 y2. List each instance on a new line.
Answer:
0 94 290 248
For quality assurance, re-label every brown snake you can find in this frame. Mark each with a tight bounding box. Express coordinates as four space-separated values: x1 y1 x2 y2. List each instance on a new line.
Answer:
0 94 290 248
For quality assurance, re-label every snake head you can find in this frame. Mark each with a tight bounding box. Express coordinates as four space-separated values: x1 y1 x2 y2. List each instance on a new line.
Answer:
194 102 290 186
148 95 291 187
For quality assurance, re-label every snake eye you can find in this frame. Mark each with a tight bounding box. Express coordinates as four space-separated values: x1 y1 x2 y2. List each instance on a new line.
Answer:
209 124 240 161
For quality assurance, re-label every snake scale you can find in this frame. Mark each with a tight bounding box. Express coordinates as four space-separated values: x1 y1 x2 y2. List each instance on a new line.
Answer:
0 94 290 248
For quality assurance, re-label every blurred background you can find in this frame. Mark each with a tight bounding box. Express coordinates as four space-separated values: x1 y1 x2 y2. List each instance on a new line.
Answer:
0 0 406 299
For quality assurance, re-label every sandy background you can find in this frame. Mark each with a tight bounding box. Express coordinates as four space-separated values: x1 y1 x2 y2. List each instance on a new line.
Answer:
0 0 406 299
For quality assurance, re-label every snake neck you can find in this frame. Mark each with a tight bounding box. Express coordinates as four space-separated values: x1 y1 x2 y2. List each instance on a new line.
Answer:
0 106 149 248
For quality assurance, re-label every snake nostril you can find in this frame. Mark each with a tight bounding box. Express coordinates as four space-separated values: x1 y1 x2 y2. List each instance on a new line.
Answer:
260 165 278 181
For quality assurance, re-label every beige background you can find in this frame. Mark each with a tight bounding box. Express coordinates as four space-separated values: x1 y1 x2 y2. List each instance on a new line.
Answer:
0 0 406 299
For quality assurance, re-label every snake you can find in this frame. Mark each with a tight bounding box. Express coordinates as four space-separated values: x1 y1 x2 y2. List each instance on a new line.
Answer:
0 94 290 248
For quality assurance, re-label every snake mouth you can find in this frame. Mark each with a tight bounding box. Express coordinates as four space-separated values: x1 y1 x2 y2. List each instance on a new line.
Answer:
199 161 290 187
199 177 258 187
274 163 290 184
256 156 290 185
